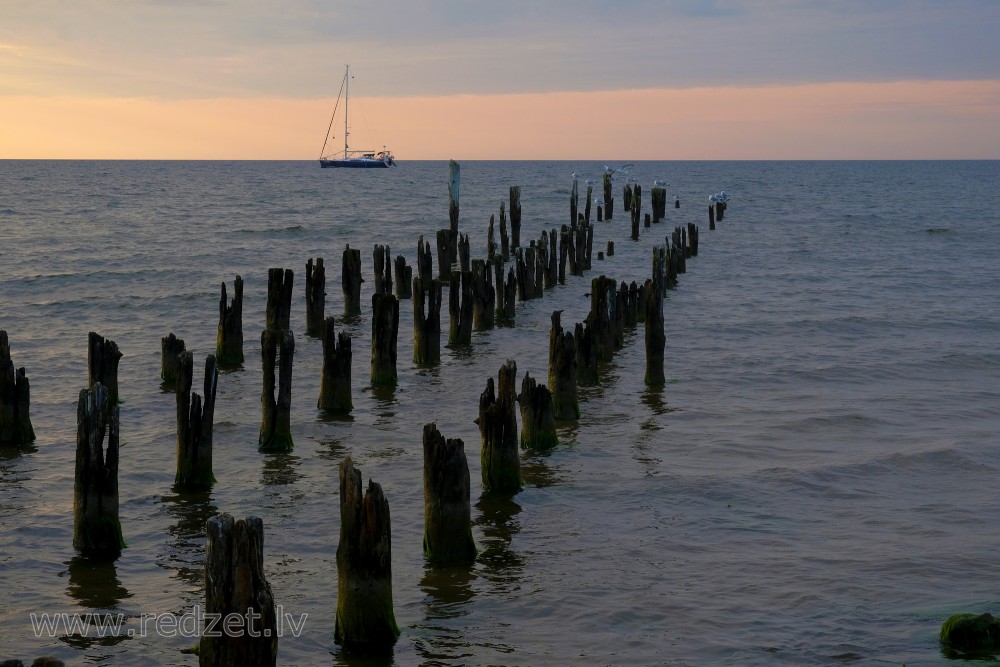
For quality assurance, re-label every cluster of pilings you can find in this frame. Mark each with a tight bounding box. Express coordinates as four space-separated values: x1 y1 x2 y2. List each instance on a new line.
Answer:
1 160 731 662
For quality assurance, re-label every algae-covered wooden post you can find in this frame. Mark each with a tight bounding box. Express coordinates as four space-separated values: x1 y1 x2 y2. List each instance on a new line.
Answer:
216 276 245 367
448 269 473 346
413 277 442 366
318 316 352 414
336 458 400 647
417 235 434 289
488 215 497 260
509 186 522 249
259 329 294 451
589 276 616 362
265 268 294 332
73 383 124 556
644 278 665 386
0 331 35 445
342 245 363 317
477 360 521 493
499 265 517 323
458 233 470 273
371 292 399 386
545 229 558 288
200 514 278 667
393 255 412 300
517 372 558 450
548 311 579 420
471 258 495 331
374 244 392 296
422 423 477 565
305 257 326 336
175 352 218 489
603 171 614 220
940 612 1000 658
88 332 122 405
584 183 593 224
160 333 186 388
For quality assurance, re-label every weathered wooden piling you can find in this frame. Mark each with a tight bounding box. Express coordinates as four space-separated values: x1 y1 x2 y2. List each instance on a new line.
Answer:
335 458 399 646
644 212 651 229
613 281 628 350
448 159 461 237
448 270 473 346
548 312 579 420
216 276 244 367
73 383 124 556
575 320 599 386
597 205 604 222
422 423 477 565
517 372 558 450
631 212 640 241
603 171 614 220
545 229 558 288
458 233 470 273
393 255 412 300
342 245 363 317
499 203 510 257
1 331 35 445
570 177 579 226
495 262 516 323
652 185 667 223
265 268 294 332
590 276 617 362
88 332 122 405
436 228 456 281
160 333 186 387
373 244 392 296
644 278 665 386
533 237 546 295
516 247 535 301
305 257 326 336
318 317 352 413
370 292 399 386
478 360 521 493
174 352 218 489
624 182 633 212
708 203 716 230
417 235 434 288
488 214 497 260
509 186 522 249
200 514 277 666
688 222 699 256
471 259 495 331
584 184 593 224
413 277 442 365
259 329 294 451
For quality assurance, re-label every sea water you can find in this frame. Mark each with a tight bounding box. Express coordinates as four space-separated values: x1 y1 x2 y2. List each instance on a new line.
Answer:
1 160 999 665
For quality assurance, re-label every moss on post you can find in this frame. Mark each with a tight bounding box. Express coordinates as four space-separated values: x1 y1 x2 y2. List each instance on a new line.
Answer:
318 317 352 414
342 245 363 317
88 332 122 405
478 360 521 493
73 383 125 556
200 514 277 666
0 331 35 445
259 329 294 451
216 276 244 367
175 352 218 489
335 458 400 647
940 613 1000 659
160 332 186 388
422 423 477 565
517 372 558 450
305 257 326 337
370 292 399 386
413 277 442 366
548 311 579 420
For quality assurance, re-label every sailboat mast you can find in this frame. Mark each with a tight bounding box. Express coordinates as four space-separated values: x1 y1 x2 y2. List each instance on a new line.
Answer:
343 64 350 159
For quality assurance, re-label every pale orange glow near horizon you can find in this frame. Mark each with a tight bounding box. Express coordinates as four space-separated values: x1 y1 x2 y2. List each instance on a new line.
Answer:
2 80 999 160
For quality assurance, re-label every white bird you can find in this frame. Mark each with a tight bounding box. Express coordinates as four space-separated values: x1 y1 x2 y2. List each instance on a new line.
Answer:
653 179 666 187
572 172 579 181
585 179 595 186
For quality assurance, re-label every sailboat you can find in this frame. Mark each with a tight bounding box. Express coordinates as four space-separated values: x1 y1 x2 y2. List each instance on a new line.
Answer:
319 65 395 168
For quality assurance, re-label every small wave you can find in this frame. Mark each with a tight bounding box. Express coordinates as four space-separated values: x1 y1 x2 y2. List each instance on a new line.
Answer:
0 208 19 216
925 227 952 234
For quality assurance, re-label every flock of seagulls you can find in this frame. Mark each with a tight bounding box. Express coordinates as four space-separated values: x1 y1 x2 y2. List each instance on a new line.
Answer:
571 166 729 208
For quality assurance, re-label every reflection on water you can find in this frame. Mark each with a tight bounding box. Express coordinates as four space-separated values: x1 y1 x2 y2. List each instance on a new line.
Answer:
332 642 395 667
520 454 562 489
414 565 477 664
473 492 524 582
157 489 217 587
316 435 350 463
62 556 132 649
369 384 398 430
261 451 303 487
639 385 673 415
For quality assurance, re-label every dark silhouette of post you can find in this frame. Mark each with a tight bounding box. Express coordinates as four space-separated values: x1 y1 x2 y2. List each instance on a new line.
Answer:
422 423 477 565
0 331 35 445
73 383 124 556
318 317 352 414
216 276 244 367
175 352 218 489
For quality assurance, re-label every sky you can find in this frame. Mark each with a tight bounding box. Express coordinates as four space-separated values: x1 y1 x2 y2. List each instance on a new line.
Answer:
1 0 999 159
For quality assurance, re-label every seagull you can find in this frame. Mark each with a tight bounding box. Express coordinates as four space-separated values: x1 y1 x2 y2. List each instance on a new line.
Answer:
585 179 595 186
653 179 666 187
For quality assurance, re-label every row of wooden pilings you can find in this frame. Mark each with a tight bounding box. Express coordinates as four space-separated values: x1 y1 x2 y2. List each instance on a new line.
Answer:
0 160 723 664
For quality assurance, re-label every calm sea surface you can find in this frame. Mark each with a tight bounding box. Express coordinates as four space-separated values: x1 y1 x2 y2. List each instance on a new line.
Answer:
1 160 999 666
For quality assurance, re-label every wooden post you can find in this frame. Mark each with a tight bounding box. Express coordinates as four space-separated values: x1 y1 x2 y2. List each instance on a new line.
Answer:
336 458 399 646
624 183 633 212
597 205 603 222
644 212 651 229
558 225 568 284
342 245 363 317
607 240 615 257
631 213 640 241
417 235 434 289
488 214 497 261
570 177 579 226
175 352 218 489
259 329 294 451
413 277 442 365
200 514 278 666
1 331 35 445
436 228 456 281
265 267 293 332
517 372 558 450
575 320 599 386
448 269 473 346
160 333 186 387
305 257 325 336
546 229 558 288
370 293 399 386
509 186 522 249
500 266 516 322
603 172 614 220
477 361 521 493
448 159 460 238
584 184 593 224
590 276 616 362
458 233 470 273
471 258 495 331
613 281 627 350
88 331 122 406
73 383 124 556
318 316 352 413
688 222 699 256
584 224 594 271
373 244 392 296
499 203 510 257
216 276 244 367
422 423 477 565
708 204 716 230
548 311 579 420
393 255 412 300
644 278 665 386
533 236 546 295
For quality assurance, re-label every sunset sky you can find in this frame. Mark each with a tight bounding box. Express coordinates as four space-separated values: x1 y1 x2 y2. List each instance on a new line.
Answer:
2 0 999 159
